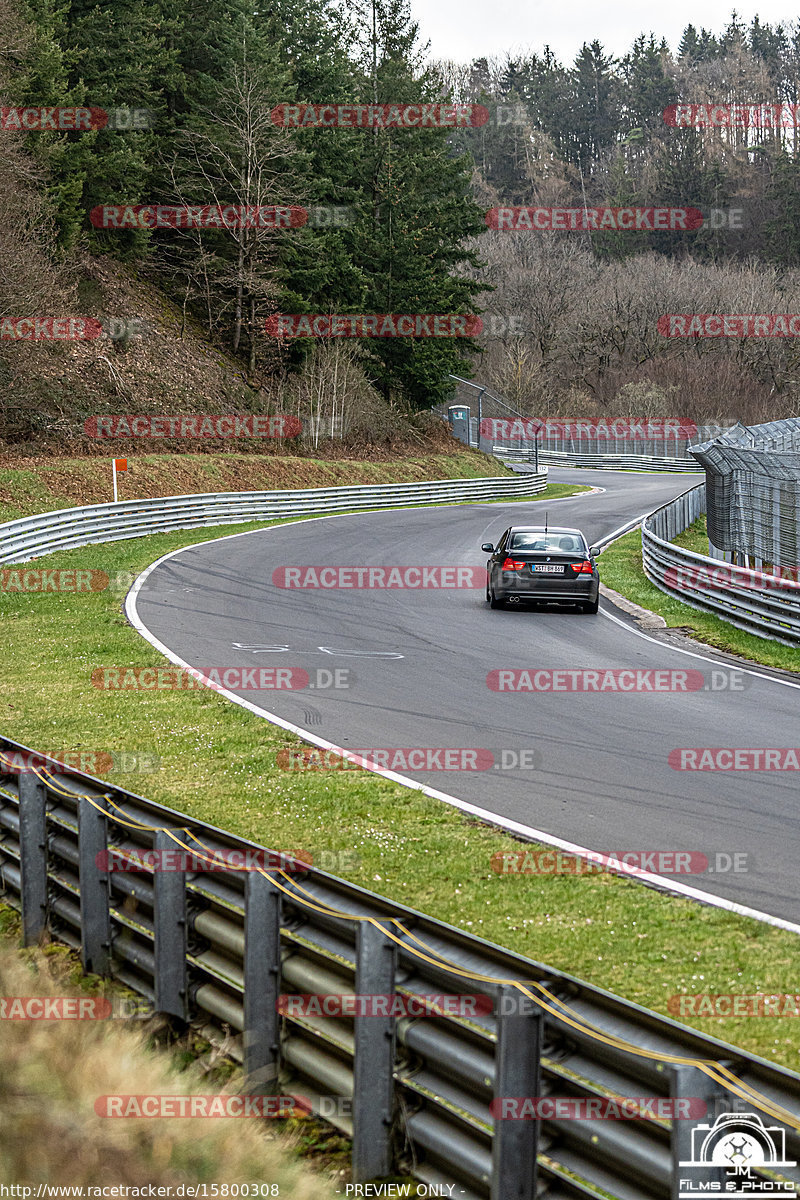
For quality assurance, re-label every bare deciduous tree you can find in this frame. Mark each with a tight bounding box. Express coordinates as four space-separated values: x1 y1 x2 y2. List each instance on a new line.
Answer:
161 54 305 379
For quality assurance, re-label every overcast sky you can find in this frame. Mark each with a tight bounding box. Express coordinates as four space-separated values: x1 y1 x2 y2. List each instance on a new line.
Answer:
409 0 799 66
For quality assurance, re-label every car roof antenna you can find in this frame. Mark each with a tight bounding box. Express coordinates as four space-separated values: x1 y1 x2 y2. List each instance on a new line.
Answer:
544 511 548 533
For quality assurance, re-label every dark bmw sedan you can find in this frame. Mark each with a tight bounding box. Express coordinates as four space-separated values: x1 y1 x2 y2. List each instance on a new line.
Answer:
481 525 601 613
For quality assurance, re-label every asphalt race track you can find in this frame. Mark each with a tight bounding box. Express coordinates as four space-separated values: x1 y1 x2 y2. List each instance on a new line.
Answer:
129 467 800 925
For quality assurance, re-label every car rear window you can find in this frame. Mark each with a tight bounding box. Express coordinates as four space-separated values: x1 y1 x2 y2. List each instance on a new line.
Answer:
509 532 586 553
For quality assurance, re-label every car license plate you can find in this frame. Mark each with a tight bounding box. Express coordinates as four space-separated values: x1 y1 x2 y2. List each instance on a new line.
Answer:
532 564 564 573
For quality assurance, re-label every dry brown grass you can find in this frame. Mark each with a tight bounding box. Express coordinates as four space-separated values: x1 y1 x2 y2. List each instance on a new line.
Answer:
0 942 333 1193
0 254 462 457
0 448 503 521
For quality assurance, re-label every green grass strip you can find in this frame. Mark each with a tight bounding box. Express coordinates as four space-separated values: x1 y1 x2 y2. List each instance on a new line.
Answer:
2 491 800 1070
601 522 800 673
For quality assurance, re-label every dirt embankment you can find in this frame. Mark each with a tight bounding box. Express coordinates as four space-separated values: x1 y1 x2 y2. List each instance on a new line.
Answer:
0 450 509 520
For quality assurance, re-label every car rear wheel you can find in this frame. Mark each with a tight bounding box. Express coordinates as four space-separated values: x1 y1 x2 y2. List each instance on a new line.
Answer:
581 596 599 614
489 582 505 609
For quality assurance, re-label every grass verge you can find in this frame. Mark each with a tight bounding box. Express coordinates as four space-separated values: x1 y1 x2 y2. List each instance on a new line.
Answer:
469 480 591 504
600 524 800 673
0 906 338 1192
0 450 518 523
2 493 800 1070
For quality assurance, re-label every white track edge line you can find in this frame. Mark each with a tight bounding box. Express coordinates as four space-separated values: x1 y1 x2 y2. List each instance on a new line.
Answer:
125 505 800 936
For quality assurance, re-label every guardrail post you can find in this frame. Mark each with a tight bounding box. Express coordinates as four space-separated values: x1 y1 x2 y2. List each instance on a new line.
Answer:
78 794 111 974
243 870 281 1094
491 986 542 1200
19 772 48 945
670 1063 727 1200
153 829 188 1020
352 920 397 1183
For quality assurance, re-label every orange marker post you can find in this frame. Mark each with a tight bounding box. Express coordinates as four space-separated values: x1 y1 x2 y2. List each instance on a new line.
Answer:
112 458 127 502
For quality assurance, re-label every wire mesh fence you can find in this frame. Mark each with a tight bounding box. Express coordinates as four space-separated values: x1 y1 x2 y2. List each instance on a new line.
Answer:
642 483 800 644
438 383 727 470
690 419 800 576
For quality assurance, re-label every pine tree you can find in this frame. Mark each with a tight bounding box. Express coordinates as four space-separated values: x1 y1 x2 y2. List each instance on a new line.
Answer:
720 11 748 55
260 0 367 317
567 42 619 174
748 16 786 84
47 0 168 253
652 130 728 259
621 35 676 136
678 25 720 63
342 0 485 407
591 134 648 260
14 0 89 248
764 150 800 265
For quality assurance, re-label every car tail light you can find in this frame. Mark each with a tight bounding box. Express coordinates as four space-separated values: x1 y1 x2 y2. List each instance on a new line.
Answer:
501 558 525 571
570 560 594 574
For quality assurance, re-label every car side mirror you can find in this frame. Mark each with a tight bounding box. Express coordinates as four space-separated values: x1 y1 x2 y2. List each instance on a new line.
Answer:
481 542 495 553
589 546 602 557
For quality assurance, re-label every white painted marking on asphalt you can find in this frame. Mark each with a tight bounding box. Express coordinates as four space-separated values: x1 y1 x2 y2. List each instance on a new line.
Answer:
231 642 404 658
590 514 800 690
597 576 800 691
232 643 292 652
126 506 800 935
317 646 404 658
599 579 800 690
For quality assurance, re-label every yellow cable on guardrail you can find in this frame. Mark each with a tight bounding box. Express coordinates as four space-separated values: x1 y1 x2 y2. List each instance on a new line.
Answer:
2 753 797 1135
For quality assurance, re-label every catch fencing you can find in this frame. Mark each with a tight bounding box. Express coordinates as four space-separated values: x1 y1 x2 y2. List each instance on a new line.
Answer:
1 738 799 1200
691 419 800 573
487 423 722 472
0 473 547 565
439 387 721 471
642 484 800 644
492 446 704 473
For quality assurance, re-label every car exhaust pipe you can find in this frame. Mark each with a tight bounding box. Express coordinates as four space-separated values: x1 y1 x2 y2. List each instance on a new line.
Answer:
507 595 521 604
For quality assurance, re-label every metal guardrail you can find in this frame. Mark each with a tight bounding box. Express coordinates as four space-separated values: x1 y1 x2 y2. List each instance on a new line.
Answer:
1 739 799 1200
439 391 720 470
494 447 704 473
0 474 547 565
642 485 800 645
